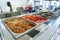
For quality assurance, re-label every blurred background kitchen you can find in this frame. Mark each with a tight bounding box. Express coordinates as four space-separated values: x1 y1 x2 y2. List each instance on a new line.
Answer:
0 0 60 13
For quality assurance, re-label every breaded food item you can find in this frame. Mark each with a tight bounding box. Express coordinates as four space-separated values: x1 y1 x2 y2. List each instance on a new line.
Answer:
5 17 35 33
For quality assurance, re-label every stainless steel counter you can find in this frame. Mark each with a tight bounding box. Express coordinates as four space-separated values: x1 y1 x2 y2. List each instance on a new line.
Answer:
0 13 60 40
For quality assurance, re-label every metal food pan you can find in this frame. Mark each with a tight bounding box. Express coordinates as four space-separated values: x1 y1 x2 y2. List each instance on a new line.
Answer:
31 14 49 19
32 13 54 19
1 17 38 38
22 14 49 24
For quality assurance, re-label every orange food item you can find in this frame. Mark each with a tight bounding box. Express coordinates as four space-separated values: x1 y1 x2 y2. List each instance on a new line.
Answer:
22 15 48 23
5 17 35 33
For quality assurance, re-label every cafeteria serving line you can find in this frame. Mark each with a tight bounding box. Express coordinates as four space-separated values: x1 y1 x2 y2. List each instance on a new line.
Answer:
0 0 60 40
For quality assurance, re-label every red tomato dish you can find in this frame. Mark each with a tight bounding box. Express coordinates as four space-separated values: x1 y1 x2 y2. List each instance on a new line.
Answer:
22 15 48 23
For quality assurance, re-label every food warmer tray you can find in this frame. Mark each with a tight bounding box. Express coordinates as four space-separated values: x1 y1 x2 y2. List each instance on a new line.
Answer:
1 16 40 39
1 13 58 39
19 13 58 24
37 13 55 18
22 15 50 24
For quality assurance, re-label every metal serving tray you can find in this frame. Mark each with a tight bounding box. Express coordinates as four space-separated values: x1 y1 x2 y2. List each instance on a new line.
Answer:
1 16 40 39
33 12 55 19
1 13 58 39
22 14 49 24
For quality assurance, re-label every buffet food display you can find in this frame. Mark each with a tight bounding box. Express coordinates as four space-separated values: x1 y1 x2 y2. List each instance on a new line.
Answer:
22 15 48 23
2 17 36 38
1 12 55 38
37 12 54 18
5 17 36 33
